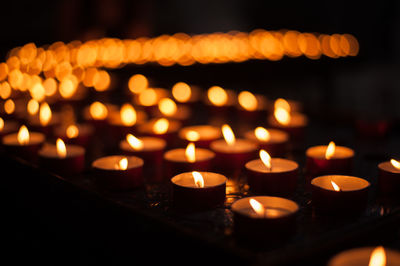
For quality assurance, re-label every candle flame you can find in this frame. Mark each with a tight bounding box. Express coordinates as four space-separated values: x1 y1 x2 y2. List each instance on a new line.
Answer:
17 125 30 145
153 118 169 134
249 198 265 217
128 74 148 94
238 91 258 111
192 171 204 188
325 141 336 159
39 102 52 126
120 103 137 126
259 149 272 170
255 127 271 141
138 88 157 106
222 124 236 146
172 82 191 102
4 99 15 114
185 142 196 163
274 107 290 125
331 180 341 192
66 125 79 139
56 138 67 158
390 159 400 170
126 133 143 150
89 101 108 120
369 246 386 266
208 86 228 106
185 130 200 142
115 157 128 170
274 98 291 113
27 99 39 115
158 98 177 116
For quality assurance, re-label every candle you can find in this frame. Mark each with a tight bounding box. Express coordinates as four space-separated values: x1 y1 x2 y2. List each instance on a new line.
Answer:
171 171 227 210
178 125 222 148
107 103 147 139
306 141 354 181
245 150 298 196
231 196 299 242
27 102 60 136
210 124 257 177
244 127 289 157
164 142 215 179
378 159 400 198
204 86 236 118
171 82 201 104
137 118 181 145
120 133 166 182
53 123 94 147
236 91 268 121
328 246 400 266
82 101 115 129
0 117 19 139
311 175 370 214
38 138 85 175
2 125 45 161
153 98 191 122
92 155 143 190
133 87 169 113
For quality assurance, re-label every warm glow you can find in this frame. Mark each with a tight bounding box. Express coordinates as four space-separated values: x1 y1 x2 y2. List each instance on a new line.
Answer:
27 99 39 115
17 125 30 145
274 98 291 112
192 171 204 188
93 70 110 91
325 141 336 160
138 88 157 106
172 82 191 102
186 130 200 142
185 142 196 163
66 125 79 139
56 138 67 158
369 246 386 266
4 99 15 114
89 101 108 120
259 149 272 170
208 86 228 106
249 198 265 217
254 127 271 142
390 159 400 170
331 180 341 192
120 103 137 126
153 118 169 134
128 74 148 94
126 133 144 150
238 91 258 111
59 76 77 99
158 98 177 116
115 157 128 170
39 102 52 126
222 124 235 146
0 117 3 131
274 107 290 125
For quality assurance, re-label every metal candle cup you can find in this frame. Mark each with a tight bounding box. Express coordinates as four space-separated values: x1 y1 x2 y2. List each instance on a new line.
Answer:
328 246 400 266
231 196 299 242
378 160 400 198
178 125 222 148
244 128 289 157
311 175 370 215
92 155 144 190
171 172 226 210
245 158 298 196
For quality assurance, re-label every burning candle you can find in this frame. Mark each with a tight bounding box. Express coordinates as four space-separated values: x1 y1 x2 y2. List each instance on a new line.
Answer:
152 97 191 123
38 138 85 175
236 91 268 121
244 127 289 157
378 158 400 198
205 86 236 118
178 125 222 148
306 141 354 181
137 117 181 145
28 102 60 136
164 142 215 179
231 196 299 242
2 125 45 161
311 175 370 214
210 124 257 177
133 87 169 113
107 103 147 139
92 155 144 190
245 149 298 196
328 246 400 266
53 123 94 147
171 171 227 210
83 101 115 129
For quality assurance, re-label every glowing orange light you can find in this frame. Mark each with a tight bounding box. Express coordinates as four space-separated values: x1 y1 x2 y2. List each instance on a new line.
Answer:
208 86 228 106
126 133 144 150
185 142 196 163
4 99 15 114
274 107 290 125
153 118 169 134
56 138 67 158
254 127 271 142
89 102 108 120
192 171 204 188
128 74 148 94
120 103 137 126
27 99 39 116
43 78 57 96
274 98 291 112
390 159 400 170
17 125 30 145
59 76 78 99
39 102 52 126
172 82 191 102
158 98 177 116
138 88 157 106
238 91 258 111
221 124 236 146
325 141 336 160
186 130 200 142
0 117 4 131
115 157 128 170
66 125 79 139
259 149 272 170
0 81 11 99
369 246 386 266
93 70 111 91
331 180 341 192
249 198 265 217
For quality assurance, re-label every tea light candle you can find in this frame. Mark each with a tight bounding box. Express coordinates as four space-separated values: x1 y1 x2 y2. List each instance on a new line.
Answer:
2 125 45 161
164 142 215 179
153 98 191 122
171 171 227 210
378 159 400 198
245 150 298 196
231 196 299 242
267 106 307 140
244 127 289 157
172 82 201 105
108 103 147 132
204 86 236 117
92 155 143 190
328 246 400 266
137 118 181 145
178 125 221 148
210 124 257 177
311 175 370 214
38 138 85 175
306 141 354 180
53 123 94 147
133 88 169 113
27 102 60 137
236 91 268 121
82 102 116 129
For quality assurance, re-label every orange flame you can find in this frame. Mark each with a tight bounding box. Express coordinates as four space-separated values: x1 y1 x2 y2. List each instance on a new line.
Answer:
185 142 196 163
0 117 3 131
390 159 400 170
17 125 30 145
259 149 272 170
66 125 79 139
208 86 228 106
255 127 271 142
274 98 291 112
128 74 148 94
238 91 258 111
153 118 169 134
138 88 157 106
39 102 52 126
192 171 204 188
172 82 191 102
158 98 177 116
274 107 290 125
120 103 137 126
115 157 128 170
331 180 341 192
369 246 386 266
56 138 67 158
89 102 108 120
185 130 200 142
126 133 143 150
325 141 336 159
249 198 265 217
222 124 235 145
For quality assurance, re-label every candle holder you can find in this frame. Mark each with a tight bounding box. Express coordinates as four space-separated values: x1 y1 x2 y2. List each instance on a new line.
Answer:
311 175 370 215
171 171 226 210
244 128 289 157
137 118 181 146
328 246 400 266
267 112 307 141
378 160 400 199
53 123 94 147
178 125 222 148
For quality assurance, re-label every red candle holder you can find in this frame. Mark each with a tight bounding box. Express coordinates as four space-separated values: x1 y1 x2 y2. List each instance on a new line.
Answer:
244 128 289 157
378 160 400 199
53 123 94 147
171 171 226 210
328 246 400 266
92 155 144 190
267 112 307 141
